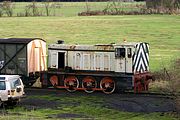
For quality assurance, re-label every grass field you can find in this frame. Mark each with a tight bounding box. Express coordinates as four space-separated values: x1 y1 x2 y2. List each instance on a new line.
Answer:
0 2 180 120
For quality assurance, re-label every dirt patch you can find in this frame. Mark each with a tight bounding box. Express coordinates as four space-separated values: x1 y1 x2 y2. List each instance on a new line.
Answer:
22 89 176 113
104 94 175 112
19 98 60 110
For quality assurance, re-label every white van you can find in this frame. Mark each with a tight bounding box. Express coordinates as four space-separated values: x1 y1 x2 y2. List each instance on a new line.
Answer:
0 75 25 106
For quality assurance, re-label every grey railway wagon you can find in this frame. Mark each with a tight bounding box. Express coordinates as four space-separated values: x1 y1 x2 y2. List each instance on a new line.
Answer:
0 38 46 86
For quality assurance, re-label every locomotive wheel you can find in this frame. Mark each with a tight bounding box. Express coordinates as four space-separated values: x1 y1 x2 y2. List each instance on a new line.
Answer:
50 75 58 86
82 76 97 93
100 77 115 94
64 76 79 92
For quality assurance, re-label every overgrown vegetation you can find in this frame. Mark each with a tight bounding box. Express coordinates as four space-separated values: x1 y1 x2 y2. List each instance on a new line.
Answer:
0 1 14 17
0 1 62 17
170 59 180 114
145 0 180 14
146 0 180 9
78 0 180 16
79 0 147 16
150 59 180 115
0 1 179 17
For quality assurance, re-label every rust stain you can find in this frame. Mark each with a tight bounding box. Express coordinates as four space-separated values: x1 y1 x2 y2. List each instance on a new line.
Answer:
70 45 76 49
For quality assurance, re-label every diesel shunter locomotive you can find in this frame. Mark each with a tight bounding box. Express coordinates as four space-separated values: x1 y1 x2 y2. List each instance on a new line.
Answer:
40 41 152 94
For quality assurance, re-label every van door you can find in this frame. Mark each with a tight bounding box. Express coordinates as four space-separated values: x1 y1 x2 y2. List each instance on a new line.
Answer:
115 48 126 73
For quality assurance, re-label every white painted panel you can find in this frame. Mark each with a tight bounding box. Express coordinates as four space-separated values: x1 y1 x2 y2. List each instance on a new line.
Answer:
94 53 105 71
90 52 94 70
75 52 82 70
49 51 58 69
115 58 126 72
67 51 74 68
104 53 110 71
94 53 102 71
110 52 115 72
83 54 91 70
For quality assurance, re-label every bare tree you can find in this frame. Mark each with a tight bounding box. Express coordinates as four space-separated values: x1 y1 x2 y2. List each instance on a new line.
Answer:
0 4 3 17
146 0 180 9
25 1 41 16
32 1 39 16
2 1 14 17
85 0 90 12
43 0 52 16
103 0 124 14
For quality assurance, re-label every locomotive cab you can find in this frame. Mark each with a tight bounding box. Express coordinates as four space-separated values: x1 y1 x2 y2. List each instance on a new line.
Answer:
114 45 134 74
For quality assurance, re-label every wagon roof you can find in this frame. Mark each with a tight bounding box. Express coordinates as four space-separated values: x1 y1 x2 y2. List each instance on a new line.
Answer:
0 38 46 44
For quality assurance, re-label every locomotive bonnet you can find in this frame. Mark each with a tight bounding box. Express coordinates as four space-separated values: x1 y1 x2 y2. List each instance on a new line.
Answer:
41 41 152 94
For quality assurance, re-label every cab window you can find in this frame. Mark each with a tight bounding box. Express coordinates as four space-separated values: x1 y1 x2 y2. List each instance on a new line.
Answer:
115 48 126 58
127 48 132 58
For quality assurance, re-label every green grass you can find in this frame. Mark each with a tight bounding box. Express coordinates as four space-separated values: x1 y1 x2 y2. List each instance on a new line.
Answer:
0 95 178 120
0 15 179 71
1 108 176 120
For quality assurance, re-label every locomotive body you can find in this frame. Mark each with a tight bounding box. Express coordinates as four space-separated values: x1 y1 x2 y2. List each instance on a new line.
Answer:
41 42 152 94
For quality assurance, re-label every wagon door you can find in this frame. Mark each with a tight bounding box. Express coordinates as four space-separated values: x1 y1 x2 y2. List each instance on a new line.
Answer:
115 48 126 73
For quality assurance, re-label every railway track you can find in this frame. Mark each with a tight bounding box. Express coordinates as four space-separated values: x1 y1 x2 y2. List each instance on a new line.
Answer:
22 87 177 113
24 87 176 98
